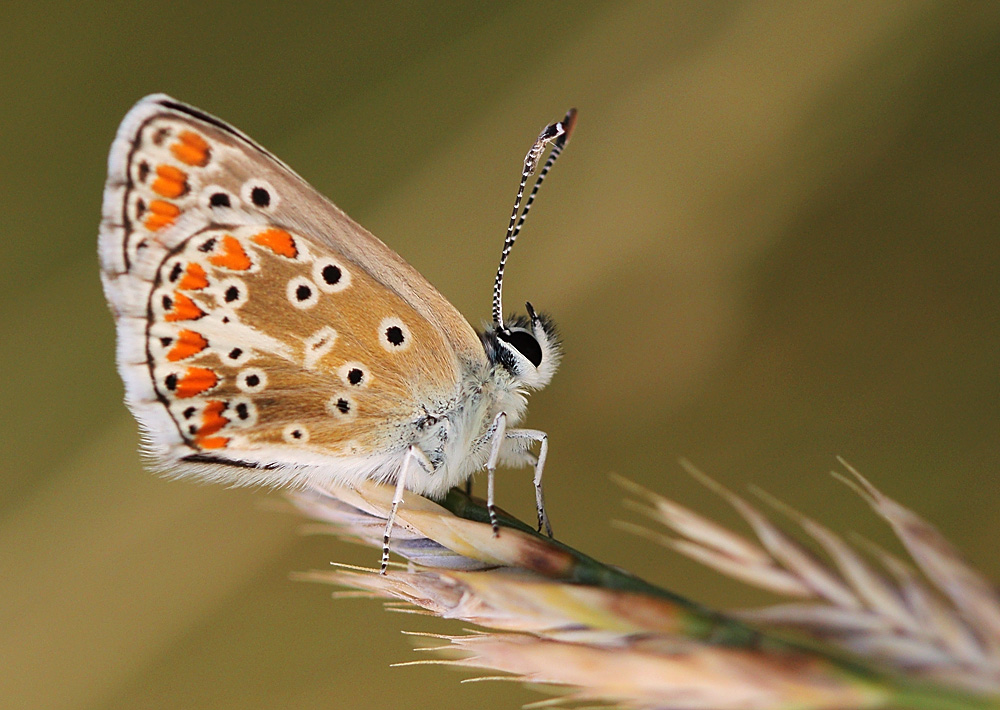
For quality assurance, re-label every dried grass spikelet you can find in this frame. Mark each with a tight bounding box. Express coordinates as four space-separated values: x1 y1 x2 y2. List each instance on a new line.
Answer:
288 464 1000 710
622 459 1000 699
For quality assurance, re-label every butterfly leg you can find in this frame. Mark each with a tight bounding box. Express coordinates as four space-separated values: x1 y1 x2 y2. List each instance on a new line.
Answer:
381 445 434 575
505 429 552 537
484 412 508 536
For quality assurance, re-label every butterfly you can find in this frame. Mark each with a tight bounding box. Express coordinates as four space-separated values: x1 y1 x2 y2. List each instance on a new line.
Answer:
98 95 576 571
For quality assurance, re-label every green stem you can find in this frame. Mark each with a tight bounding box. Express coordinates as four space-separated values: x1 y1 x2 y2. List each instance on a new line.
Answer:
887 683 1000 710
442 489 1000 710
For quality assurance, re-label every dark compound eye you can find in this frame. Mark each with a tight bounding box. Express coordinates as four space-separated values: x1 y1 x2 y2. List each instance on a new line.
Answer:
503 329 543 368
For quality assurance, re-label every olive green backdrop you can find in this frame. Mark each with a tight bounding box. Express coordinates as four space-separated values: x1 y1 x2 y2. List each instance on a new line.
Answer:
3 2 1000 709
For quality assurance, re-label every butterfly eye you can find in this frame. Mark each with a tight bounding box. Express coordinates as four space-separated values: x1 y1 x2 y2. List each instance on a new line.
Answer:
241 179 279 210
500 328 543 368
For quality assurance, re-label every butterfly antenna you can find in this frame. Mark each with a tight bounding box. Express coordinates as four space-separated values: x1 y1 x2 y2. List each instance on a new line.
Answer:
492 108 577 328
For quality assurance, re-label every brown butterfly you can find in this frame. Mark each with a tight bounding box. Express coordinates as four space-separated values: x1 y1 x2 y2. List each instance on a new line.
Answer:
99 95 575 571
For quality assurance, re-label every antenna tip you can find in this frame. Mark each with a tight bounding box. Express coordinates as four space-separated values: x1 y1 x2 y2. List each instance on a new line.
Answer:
563 108 578 138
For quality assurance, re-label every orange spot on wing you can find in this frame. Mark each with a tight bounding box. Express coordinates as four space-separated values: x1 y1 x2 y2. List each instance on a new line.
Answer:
175 366 218 398
166 329 208 361
177 262 208 290
195 400 228 438
171 130 211 167
196 436 229 449
252 228 298 258
164 291 206 322
157 164 186 180
144 200 180 231
209 235 252 271
151 164 189 198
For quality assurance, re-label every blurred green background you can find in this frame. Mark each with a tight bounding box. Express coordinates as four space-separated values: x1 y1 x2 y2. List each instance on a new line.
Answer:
3 2 1000 708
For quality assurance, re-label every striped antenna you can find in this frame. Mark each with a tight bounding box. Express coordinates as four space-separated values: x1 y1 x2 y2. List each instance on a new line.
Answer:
492 109 577 328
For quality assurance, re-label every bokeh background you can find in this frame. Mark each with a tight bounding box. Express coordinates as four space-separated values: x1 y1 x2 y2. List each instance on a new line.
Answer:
4 2 1000 709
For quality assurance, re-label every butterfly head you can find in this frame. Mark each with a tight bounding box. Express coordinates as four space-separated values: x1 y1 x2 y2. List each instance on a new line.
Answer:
482 302 560 390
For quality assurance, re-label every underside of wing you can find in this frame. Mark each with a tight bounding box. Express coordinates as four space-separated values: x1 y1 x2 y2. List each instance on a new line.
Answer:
138 222 464 470
99 94 484 360
98 95 486 480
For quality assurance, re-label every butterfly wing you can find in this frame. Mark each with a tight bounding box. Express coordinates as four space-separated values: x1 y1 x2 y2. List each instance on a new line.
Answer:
99 95 487 486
